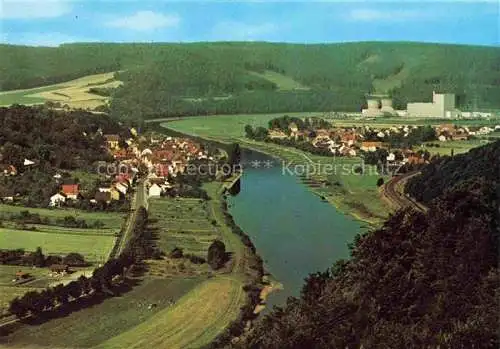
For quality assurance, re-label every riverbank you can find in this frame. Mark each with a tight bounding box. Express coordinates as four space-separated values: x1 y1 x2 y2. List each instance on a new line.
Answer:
158 120 388 226
154 121 362 313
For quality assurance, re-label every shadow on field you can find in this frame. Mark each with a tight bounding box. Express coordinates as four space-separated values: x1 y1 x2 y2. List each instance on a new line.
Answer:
0 277 144 338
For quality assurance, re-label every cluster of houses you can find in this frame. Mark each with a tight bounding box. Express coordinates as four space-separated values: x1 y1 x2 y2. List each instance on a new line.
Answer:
21 130 215 208
141 135 213 198
435 124 498 141
268 121 500 165
49 174 134 207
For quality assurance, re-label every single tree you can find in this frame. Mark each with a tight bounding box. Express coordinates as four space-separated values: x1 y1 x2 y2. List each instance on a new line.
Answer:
33 247 45 267
63 252 86 267
377 178 385 187
244 125 254 139
9 297 28 318
207 240 227 270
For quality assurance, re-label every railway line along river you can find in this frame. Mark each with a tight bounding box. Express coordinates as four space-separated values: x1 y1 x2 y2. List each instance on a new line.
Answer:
227 149 361 309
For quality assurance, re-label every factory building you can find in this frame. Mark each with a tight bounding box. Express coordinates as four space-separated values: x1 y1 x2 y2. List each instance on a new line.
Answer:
362 97 395 117
407 91 460 118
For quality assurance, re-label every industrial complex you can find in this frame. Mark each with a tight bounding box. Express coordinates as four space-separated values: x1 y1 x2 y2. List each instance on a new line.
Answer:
362 91 467 118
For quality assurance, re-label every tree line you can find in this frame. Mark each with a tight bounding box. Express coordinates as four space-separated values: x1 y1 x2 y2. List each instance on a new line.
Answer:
8 206 149 319
0 248 87 268
239 143 499 349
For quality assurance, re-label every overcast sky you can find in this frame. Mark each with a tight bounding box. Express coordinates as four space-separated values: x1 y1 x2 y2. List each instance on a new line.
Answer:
0 1 498 47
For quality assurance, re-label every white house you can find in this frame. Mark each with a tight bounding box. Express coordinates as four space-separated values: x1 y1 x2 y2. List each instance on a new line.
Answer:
114 182 128 195
387 153 396 162
438 135 447 142
148 183 162 197
49 193 66 207
24 159 35 166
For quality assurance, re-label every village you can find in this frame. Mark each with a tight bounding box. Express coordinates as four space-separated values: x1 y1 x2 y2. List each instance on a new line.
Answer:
258 116 500 167
0 126 220 315
0 130 215 208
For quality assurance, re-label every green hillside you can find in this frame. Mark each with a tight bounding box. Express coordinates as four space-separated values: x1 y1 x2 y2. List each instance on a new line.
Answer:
1 42 499 119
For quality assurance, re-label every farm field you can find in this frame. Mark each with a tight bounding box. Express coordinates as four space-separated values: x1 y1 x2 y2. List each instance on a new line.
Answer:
0 72 121 110
0 227 116 262
0 276 204 348
2 180 251 348
149 197 220 258
0 204 125 228
94 276 246 349
155 112 320 138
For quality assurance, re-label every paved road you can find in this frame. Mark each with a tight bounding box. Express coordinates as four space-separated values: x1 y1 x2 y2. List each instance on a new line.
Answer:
115 180 148 257
383 171 428 213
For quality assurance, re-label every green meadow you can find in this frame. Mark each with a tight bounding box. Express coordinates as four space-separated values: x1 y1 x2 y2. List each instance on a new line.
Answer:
0 227 116 262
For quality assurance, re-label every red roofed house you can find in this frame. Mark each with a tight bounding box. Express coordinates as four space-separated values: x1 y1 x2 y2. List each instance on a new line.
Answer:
340 132 357 146
61 184 79 200
112 149 132 160
115 173 132 185
155 163 170 178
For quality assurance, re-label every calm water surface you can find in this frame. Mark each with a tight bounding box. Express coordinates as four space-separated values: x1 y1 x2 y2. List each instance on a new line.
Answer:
227 149 361 308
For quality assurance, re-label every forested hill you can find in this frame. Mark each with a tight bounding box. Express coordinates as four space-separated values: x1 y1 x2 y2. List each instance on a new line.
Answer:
405 140 500 204
242 143 499 349
1 42 499 119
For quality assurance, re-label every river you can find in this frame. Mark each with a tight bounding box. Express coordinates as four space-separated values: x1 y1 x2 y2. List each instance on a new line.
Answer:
227 149 361 309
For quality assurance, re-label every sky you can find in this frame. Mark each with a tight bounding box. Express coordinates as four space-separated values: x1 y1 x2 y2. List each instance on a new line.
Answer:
0 1 498 47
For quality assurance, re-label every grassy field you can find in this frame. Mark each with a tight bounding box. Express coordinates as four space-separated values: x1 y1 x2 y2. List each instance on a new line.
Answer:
155 112 320 139
0 204 125 228
249 70 309 91
1 179 251 348
0 227 116 261
149 197 220 258
0 72 121 110
94 276 246 349
0 204 122 314
0 265 49 285
420 139 490 156
0 205 124 263
0 286 41 316
156 113 500 142
1 276 204 348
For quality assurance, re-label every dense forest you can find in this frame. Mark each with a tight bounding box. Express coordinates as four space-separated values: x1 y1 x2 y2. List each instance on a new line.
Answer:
1 42 499 119
405 140 500 203
0 105 127 170
0 105 128 206
242 142 499 349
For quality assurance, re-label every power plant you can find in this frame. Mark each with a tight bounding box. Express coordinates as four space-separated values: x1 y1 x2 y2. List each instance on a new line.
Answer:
362 96 395 117
406 91 459 118
362 92 461 118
